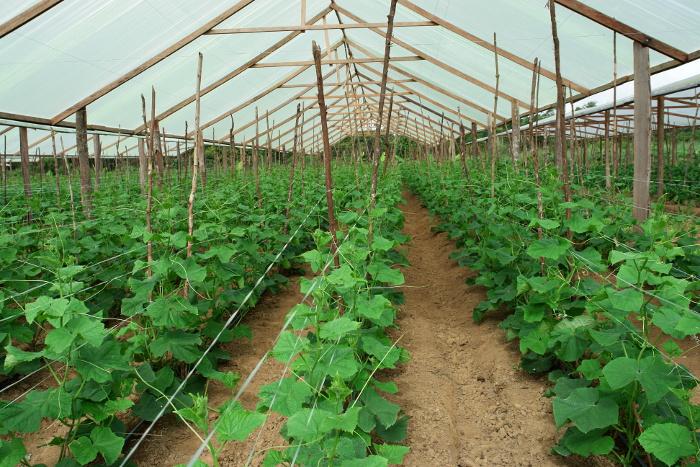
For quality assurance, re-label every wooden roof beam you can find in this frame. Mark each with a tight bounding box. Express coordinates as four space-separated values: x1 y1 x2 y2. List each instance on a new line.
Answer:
207 21 435 34
0 0 63 39
133 7 335 132
51 0 262 124
334 4 530 110
396 0 588 94
253 56 422 67
554 0 689 63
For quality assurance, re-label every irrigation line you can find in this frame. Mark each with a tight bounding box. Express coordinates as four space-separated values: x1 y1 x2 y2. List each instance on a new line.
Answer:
120 194 325 466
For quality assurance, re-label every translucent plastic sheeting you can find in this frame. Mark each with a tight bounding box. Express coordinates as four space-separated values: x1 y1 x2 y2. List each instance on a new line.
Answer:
2 0 700 153
0 1 44 24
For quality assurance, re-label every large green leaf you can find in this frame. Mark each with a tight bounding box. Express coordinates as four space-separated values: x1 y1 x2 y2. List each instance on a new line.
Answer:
217 402 266 442
150 331 202 363
526 238 571 260
90 427 124 465
552 387 618 433
638 423 696 466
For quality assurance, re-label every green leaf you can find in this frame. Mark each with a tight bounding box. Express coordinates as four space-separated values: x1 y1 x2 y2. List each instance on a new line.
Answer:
340 456 388 467
74 338 130 383
552 387 618 433
3 345 44 371
529 218 560 230
172 257 207 284
257 377 312 417
606 288 644 313
146 296 199 328
371 235 394 252
374 444 410 464
526 238 571 260
217 402 266 442
45 327 75 355
285 408 330 442
327 264 361 288
367 263 405 285
319 317 361 341
70 437 98 465
638 423 696 466
602 356 680 403
271 331 306 362
361 388 400 429
0 438 26 467
558 427 614 456
150 331 202 363
90 427 124 465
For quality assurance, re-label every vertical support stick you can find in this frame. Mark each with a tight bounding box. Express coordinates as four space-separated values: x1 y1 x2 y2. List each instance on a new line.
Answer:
75 107 93 218
312 41 340 271
368 0 398 245
19 127 32 222
254 107 262 208
186 53 204 295
656 96 665 197
284 104 302 234
511 99 520 166
604 109 611 189
93 134 101 190
633 42 651 222
138 138 147 192
51 131 61 206
490 32 499 198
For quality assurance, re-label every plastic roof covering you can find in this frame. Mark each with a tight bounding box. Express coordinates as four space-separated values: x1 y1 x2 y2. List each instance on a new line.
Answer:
1 0 700 155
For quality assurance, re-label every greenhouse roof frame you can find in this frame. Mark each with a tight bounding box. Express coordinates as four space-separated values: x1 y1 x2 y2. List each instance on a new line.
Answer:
1 0 700 157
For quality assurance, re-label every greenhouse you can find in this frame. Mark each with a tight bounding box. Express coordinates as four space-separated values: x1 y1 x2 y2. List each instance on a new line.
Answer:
0 0 699 466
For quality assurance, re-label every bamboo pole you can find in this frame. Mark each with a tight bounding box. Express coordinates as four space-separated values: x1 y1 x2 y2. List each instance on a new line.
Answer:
19 127 32 222
254 107 262 208
59 137 77 233
141 94 154 283
490 32 499 198
284 104 302 234
50 130 61 207
656 96 665 197
93 134 101 190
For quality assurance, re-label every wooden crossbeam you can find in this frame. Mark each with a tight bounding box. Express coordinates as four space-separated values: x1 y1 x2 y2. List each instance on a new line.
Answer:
396 0 588 94
207 21 435 34
280 79 415 88
335 5 530 110
298 92 411 99
554 0 689 62
134 7 335 132
252 56 422 67
0 0 63 39
51 0 259 124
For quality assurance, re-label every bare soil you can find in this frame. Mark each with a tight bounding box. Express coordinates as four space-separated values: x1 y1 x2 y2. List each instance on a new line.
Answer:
391 192 574 467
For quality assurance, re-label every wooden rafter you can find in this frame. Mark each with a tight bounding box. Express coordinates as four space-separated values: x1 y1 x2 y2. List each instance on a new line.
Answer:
51 0 259 124
554 0 689 63
334 4 530 110
0 0 63 39
134 7 335 132
396 0 588 94
252 56 422 67
207 21 435 34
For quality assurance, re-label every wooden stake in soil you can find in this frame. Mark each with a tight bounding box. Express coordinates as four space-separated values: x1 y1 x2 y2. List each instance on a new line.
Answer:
254 107 262 208
312 40 340 272
604 109 611 189
490 32 499 198
19 127 32 222
186 53 205 295
229 115 236 178
656 96 665 197
284 104 302 235
75 107 93 218
368 0 399 245
93 134 101 190
50 130 61 207
632 42 651 222
138 138 147 192
59 137 77 233
141 95 154 283
548 0 571 223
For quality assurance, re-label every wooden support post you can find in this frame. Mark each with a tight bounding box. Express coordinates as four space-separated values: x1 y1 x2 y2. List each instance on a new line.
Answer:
75 107 93 218
229 116 236 177
656 96 665 197
50 131 61 206
490 32 499 198
312 40 340 272
632 42 651 222
93 134 101 190
19 127 32 221
141 95 154 282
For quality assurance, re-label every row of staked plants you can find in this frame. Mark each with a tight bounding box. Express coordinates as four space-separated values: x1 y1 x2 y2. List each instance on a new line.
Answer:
0 162 410 466
403 159 699 466
182 171 412 466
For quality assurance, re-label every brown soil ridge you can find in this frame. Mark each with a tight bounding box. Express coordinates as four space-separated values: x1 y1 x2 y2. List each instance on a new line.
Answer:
392 191 570 467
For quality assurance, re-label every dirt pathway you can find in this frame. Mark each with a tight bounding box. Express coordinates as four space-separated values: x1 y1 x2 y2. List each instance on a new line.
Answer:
134 279 302 466
393 192 567 467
